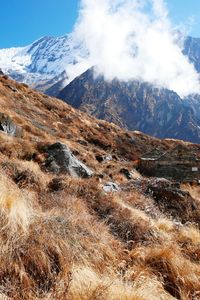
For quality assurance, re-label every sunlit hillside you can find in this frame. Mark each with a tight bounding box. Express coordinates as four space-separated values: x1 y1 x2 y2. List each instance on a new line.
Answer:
0 75 200 299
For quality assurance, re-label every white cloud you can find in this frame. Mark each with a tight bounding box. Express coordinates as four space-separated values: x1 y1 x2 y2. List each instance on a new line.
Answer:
71 0 200 97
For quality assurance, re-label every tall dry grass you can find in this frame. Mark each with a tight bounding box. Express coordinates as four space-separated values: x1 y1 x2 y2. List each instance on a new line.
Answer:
0 160 200 299
0 76 200 298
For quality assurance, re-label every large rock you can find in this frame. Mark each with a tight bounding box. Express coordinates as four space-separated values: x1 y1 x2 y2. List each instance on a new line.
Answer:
0 113 22 137
144 178 200 224
44 142 93 178
0 69 4 75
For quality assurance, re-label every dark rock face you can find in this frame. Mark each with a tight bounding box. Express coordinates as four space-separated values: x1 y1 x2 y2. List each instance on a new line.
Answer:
123 177 200 224
144 178 200 224
0 69 4 76
183 36 200 73
184 93 200 124
45 72 68 97
0 113 22 137
58 68 200 144
44 142 93 178
139 144 200 183
36 71 68 96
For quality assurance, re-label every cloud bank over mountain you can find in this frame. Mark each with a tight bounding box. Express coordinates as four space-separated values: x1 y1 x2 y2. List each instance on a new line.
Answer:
71 0 200 97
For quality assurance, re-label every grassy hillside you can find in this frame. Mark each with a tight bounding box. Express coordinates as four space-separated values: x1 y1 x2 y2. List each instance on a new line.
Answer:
0 75 200 299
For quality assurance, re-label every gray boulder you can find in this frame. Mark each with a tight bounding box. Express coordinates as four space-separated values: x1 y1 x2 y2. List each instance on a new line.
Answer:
0 113 23 137
103 182 120 193
44 142 93 178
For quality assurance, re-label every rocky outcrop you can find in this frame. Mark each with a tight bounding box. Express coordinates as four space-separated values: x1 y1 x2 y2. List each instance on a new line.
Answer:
139 144 200 183
44 142 93 178
145 178 200 224
0 113 22 137
0 69 4 76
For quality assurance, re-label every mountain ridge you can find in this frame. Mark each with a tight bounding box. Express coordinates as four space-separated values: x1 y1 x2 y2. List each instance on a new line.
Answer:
58 67 200 143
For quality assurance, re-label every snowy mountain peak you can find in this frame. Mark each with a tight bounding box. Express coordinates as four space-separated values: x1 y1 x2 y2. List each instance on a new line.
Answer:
1 34 200 96
0 34 88 90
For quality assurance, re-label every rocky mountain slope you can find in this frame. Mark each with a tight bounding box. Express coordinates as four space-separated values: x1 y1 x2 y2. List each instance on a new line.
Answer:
0 74 200 299
58 68 200 143
183 36 200 72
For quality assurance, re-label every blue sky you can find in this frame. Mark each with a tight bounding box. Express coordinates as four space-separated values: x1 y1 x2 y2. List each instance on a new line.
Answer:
0 0 79 48
168 0 200 37
0 0 200 48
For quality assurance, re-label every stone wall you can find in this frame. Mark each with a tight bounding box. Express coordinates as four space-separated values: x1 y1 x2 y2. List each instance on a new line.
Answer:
139 159 200 183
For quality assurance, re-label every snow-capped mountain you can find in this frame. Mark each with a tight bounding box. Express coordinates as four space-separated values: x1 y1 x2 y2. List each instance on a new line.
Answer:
1 34 200 95
0 35 88 92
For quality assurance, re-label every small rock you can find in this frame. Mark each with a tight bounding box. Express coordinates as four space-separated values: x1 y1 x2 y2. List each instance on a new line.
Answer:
120 168 132 180
77 139 88 146
105 155 113 161
96 155 104 163
103 182 120 193
44 142 93 178
96 154 113 163
5 84 18 92
129 136 136 144
0 113 23 137
48 178 66 192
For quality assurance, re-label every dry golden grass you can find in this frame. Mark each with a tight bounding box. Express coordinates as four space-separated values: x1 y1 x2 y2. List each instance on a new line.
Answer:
0 162 199 299
0 174 35 235
0 76 200 299
68 265 175 300
181 183 200 202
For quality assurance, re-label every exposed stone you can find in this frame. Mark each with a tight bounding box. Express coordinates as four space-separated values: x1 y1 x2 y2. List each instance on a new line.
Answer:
144 178 200 224
139 145 200 183
44 142 93 178
96 173 104 179
120 168 133 180
103 182 120 193
4 84 18 92
96 154 113 163
96 155 104 163
48 178 66 192
77 139 88 146
0 69 4 76
0 113 23 137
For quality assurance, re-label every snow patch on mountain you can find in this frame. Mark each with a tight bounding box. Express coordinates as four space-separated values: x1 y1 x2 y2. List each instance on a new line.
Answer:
0 35 88 88
0 46 31 74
